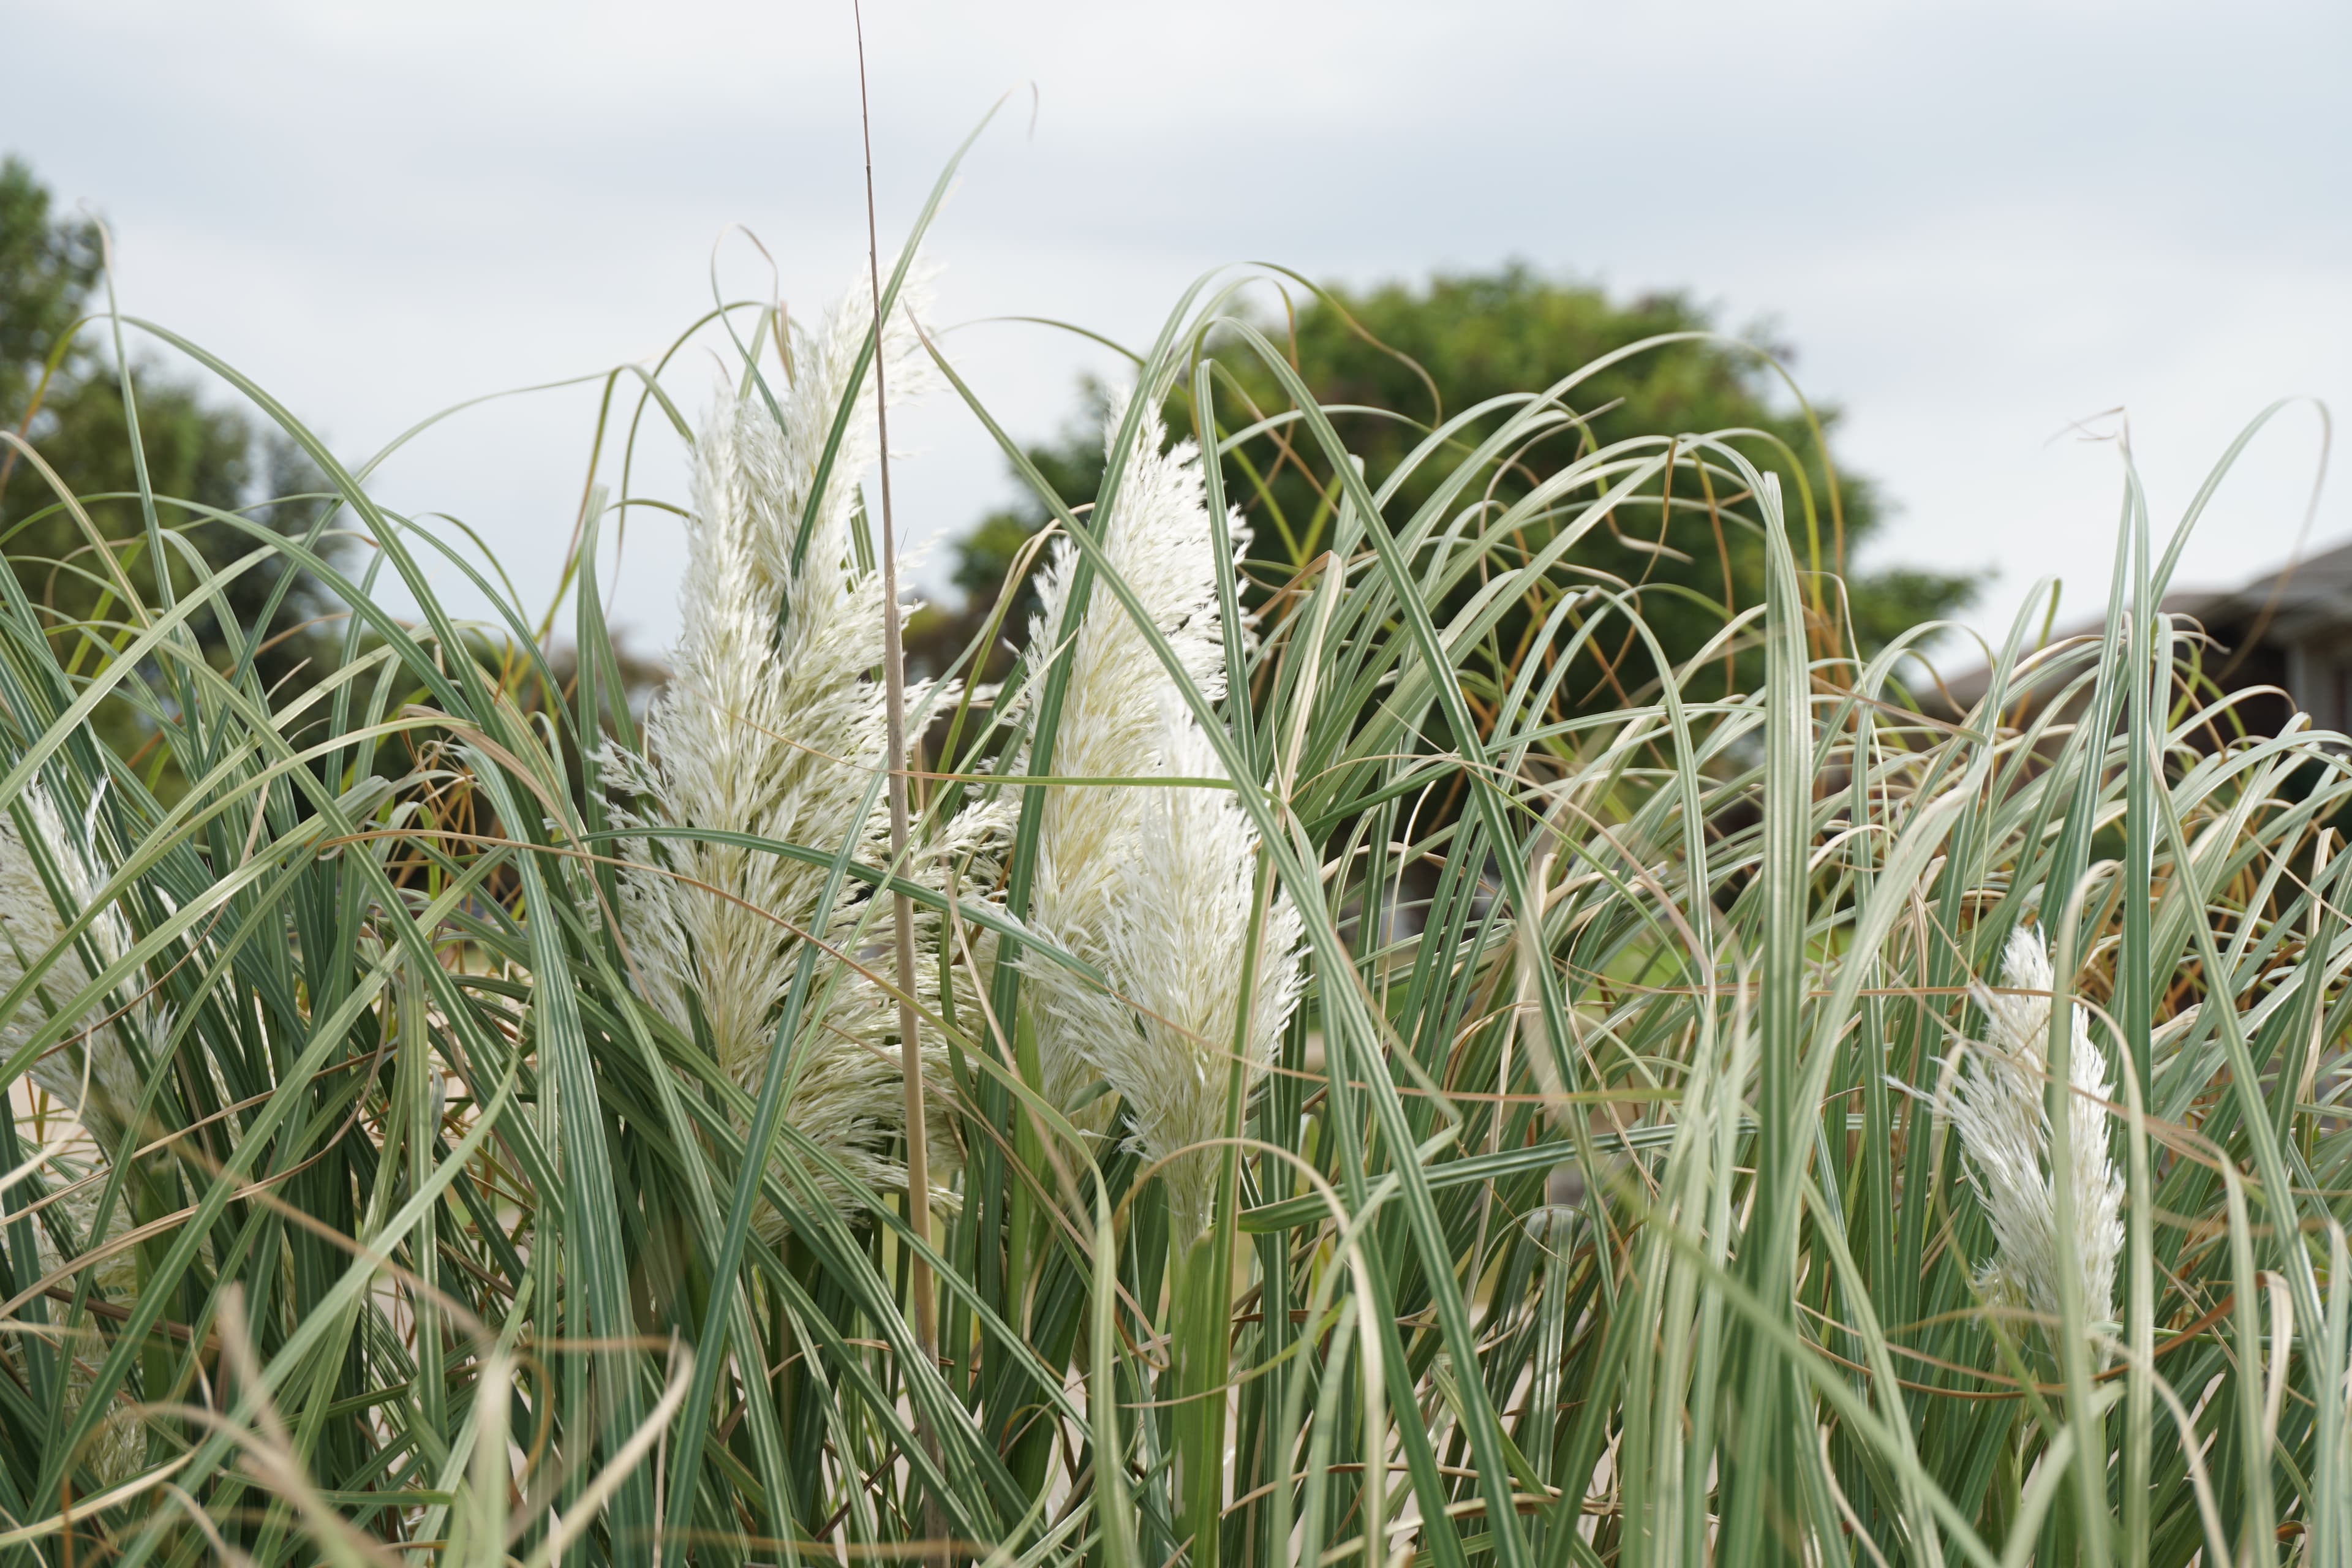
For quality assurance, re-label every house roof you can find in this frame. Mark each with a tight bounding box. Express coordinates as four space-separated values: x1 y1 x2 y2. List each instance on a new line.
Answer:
1928 533 2352 714
2185 534 2352 641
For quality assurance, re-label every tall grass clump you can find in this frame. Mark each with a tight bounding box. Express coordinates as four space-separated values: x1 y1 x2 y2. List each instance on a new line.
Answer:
0 135 2345 1568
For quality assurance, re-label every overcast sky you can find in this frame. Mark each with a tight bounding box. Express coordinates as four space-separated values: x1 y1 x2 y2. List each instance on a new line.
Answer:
9 0 2347 667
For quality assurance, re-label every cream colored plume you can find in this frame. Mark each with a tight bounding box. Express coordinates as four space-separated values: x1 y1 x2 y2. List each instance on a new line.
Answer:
1 782 156 1136
26 1166 146 1488
1096 706 1305 1240
1017 390 1305 1240
1 786 156 1487
606 271 1008 1231
1943 926 2125 1348
1019 391 1238 1115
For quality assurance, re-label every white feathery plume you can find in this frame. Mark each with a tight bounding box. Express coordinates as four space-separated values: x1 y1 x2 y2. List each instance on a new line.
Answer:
1019 391 1238 1119
1017 391 1306 1240
28 1166 146 1488
1097 705 1305 1241
1 792 156 1486
606 272 1008 1231
1942 926 2126 1347
1 782 153 1134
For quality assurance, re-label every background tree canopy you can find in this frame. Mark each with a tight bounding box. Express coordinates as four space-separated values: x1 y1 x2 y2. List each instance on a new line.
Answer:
1 154 344 777
921 266 1975 706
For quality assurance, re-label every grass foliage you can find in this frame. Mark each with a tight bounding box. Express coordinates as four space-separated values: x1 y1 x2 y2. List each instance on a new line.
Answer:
1 148 2346 1568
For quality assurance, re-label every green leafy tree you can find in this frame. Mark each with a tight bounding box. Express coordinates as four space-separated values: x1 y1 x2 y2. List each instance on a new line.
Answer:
0 156 100 422
1 154 346 770
946 266 1973 709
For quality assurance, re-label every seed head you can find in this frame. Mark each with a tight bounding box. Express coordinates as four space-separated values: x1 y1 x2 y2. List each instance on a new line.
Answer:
1016 390 1305 1240
606 270 1006 1232
1 783 155 1137
1943 926 2126 1349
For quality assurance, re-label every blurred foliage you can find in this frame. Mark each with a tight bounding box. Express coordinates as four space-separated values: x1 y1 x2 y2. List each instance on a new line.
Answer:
935 266 1977 706
1 154 348 781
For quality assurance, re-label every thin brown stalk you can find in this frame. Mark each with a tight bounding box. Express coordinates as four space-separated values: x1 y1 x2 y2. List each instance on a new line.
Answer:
853 1 945 1550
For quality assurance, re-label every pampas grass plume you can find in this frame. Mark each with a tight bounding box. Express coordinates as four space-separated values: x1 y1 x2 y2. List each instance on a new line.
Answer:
608 271 1005 1230
1944 926 2126 1347
1017 390 1305 1239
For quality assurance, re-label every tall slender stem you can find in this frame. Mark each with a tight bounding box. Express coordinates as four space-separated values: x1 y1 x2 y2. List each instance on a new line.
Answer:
853 0 944 1539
